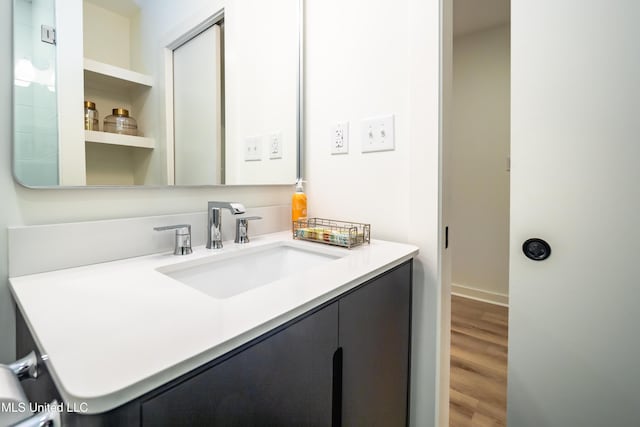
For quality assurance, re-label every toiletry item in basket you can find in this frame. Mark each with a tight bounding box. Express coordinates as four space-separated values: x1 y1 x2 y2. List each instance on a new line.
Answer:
292 179 307 222
294 227 353 246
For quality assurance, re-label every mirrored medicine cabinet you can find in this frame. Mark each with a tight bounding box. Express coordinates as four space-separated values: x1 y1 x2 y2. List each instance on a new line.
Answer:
12 0 302 188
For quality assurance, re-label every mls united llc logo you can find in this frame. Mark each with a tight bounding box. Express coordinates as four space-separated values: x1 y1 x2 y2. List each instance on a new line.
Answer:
1 401 88 414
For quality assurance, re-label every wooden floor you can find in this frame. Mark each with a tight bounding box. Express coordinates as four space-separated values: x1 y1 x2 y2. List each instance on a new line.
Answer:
449 295 509 427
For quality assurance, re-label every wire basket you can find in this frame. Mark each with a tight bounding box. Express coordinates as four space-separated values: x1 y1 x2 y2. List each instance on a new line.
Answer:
292 218 371 249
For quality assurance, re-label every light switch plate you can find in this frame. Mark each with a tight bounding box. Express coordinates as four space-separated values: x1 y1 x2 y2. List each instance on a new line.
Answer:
268 132 283 159
361 114 395 153
331 122 349 154
244 136 262 161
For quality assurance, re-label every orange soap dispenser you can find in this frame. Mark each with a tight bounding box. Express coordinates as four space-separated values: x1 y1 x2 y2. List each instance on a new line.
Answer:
292 179 307 224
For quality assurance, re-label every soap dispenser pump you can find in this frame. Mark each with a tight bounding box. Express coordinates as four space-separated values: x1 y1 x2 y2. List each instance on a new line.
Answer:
292 179 307 223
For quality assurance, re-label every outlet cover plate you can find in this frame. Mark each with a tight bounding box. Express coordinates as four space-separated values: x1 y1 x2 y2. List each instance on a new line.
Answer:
331 122 349 154
268 132 283 159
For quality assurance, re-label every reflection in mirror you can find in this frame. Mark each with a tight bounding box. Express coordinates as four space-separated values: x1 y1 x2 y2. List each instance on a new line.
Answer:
12 0 300 187
13 0 59 186
173 22 224 185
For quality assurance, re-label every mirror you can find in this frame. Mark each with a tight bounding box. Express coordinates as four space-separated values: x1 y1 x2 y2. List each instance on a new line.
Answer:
12 0 301 187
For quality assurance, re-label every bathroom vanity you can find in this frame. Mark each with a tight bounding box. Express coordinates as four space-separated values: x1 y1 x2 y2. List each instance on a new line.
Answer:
9 232 417 426
9 0 418 423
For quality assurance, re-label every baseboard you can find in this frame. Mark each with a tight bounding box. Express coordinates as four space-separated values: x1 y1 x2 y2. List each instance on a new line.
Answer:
451 283 509 307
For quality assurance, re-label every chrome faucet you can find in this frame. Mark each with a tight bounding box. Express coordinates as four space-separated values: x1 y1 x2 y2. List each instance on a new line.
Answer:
207 202 246 249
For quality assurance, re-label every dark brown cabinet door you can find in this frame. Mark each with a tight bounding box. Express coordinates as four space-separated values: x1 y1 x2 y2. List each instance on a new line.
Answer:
142 303 338 427
339 262 412 427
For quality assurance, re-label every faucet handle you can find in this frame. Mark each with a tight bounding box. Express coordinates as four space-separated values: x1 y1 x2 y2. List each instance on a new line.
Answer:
7 351 38 380
235 216 262 244
154 224 193 255
154 224 191 234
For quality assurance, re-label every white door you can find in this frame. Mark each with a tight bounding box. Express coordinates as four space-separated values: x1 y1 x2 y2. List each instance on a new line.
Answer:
173 24 222 185
509 1 640 426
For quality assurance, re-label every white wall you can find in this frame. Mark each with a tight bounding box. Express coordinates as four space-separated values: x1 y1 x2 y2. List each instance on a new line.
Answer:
85 143 138 185
451 24 510 304
83 2 132 69
225 0 298 185
0 0 291 364
305 0 443 425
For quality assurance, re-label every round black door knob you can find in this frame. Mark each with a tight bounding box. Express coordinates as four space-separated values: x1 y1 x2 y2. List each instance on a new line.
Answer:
523 238 551 261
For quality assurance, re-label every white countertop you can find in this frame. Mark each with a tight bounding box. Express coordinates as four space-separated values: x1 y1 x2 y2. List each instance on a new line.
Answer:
9 232 418 414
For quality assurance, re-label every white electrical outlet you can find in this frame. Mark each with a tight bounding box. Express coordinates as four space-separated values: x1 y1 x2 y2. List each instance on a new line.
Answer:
244 136 262 161
268 132 283 159
331 122 349 154
361 114 395 153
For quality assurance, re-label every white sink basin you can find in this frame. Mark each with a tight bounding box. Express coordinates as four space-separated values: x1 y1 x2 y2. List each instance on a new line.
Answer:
157 242 344 299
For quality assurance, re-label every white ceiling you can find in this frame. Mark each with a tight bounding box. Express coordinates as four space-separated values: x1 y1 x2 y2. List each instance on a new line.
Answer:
453 0 510 37
84 0 140 17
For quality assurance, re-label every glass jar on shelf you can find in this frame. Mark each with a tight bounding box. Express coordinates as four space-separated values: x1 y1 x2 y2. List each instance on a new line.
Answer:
103 108 138 136
84 101 99 131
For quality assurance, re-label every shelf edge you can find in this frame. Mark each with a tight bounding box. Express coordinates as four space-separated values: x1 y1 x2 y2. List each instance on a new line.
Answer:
84 58 153 87
85 130 155 149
